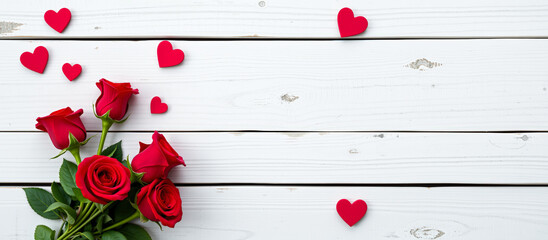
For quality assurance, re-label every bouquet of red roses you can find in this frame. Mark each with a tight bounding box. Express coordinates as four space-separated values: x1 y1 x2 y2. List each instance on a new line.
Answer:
25 79 185 240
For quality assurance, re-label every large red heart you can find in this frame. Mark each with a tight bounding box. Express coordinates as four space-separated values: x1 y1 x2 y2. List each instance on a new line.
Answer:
157 41 185 68
151 96 168 114
44 8 72 33
62 63 82 81
337 8 368 38
20 46 49 74
336 199 367 227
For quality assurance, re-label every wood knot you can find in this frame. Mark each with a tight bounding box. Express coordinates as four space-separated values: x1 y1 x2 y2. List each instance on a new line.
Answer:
405 58 442 71
410 227 445 239
281 94 299 103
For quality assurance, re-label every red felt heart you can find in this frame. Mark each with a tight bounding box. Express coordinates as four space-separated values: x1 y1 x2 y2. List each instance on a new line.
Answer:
44 8 71 33
157 41 185 68
151 96 168 114
20 46 49 74
336 199 367 227
337 8 368 38
62 63 82 81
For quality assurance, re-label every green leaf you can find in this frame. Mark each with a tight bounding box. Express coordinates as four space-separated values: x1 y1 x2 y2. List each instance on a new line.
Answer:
101 141 123 162
83 223 93 232
23 188 60 220
78 231 95 240
45 202 77 224
34 225 55 240
51 182 71 205
59 159 78 197
73 188 90 204
102 230 127 240
118 223 152 240
97 212 112 233
94 202 107 212
104 214 113 223
113 199 137 223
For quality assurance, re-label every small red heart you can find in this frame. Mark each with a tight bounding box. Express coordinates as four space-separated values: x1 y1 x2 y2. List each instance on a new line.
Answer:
20 46 49 73
337 8 368 38
157 41 185 68
44 8 71 33
151 96 168 114
336 199 367 227
62 63 82 81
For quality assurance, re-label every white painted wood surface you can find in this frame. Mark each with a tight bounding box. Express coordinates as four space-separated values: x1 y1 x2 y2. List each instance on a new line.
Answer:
3 186 548 240
2 40 548 131
2 0 548 239
1 0 548 38
2 132 547 184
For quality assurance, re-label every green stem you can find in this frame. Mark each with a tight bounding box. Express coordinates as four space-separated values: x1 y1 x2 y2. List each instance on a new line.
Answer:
97 119 113 155
59 202 112 240
77 202 84 219
60 203 93 240
74 202 92 226
68 147 82 164
95 211 140 234
57 221 67 238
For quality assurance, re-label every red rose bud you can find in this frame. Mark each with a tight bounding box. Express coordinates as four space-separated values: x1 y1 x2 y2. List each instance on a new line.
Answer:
35 107 86 150
137 178 182 227
95 78 139 121
75 155 131 204
131 131 185 183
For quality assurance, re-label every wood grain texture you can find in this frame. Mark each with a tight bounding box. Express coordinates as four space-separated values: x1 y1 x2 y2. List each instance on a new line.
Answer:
2 40 548 131
1 0 548 38
3 186 548 239
2 132 548 184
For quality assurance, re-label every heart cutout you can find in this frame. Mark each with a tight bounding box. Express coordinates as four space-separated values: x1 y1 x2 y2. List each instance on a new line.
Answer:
157 41 185 68
336 199 367 227
20 46 49 73
44 8 71 33
151 96 168 114
62 63 82 81
337 8 368 38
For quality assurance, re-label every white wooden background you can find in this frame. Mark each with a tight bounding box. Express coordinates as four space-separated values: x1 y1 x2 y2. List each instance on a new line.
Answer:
2 0 548 239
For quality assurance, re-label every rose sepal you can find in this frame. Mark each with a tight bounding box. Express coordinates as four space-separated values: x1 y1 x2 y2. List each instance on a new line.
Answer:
93 107 130 124
51 133 93 162
122 156 146 184
128 196 150 224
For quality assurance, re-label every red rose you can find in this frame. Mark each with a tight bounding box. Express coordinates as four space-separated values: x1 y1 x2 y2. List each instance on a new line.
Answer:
35 107 86 149
95 78 139 120
136 178 182 227
131 131 185 183
75 155 131 204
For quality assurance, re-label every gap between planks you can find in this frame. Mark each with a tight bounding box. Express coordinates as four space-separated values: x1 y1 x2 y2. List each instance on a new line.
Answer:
3 183 548 187
2 37 548 41
4 130 548 133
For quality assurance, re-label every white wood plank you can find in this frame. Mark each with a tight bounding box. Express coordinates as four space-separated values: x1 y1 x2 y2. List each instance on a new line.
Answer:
1 40 548 131
2 186 548 239
2 132 548 184
1 0 548 38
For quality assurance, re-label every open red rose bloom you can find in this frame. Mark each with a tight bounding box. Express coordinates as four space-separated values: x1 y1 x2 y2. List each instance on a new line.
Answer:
25 79 185 240
76 155 131 204
137 178 183 228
